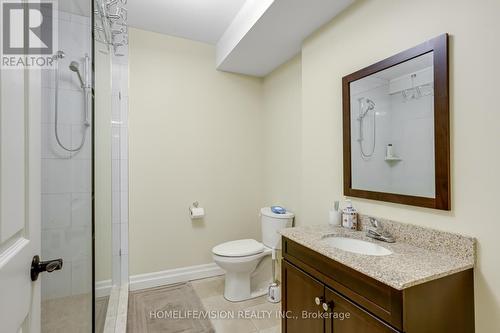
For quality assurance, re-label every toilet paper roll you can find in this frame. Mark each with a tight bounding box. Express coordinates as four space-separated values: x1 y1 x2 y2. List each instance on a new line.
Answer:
190 207 205 219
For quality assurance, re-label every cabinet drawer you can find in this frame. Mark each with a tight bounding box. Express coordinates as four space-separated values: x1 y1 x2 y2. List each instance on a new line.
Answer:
283 237 403 330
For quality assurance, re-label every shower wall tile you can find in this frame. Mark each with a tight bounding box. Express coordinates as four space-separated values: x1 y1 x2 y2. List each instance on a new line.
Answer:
112 159 120 193
71 193 91 228
119 127 128 158
71 258 92 295
120 161 128 190
71 124 91 159
120 224 128 255
112 126 121 159
112 223 121 256
120 191 128 223
42 123 72 159
42 159 72 194
41 71 55 89
42 10 92 301
58 19 73 54
42 194 72 229
112 95 121 124
42 264 72 300
120 254 128 285
71 13 90 26
110 46 129 288
58 10 71 22
112 254 121 286
112 193 121 224
68 226 92 261
71 159 91 193
42 228 71 261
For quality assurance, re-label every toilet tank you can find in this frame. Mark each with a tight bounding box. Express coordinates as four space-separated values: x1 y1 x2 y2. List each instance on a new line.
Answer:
261 207 294 249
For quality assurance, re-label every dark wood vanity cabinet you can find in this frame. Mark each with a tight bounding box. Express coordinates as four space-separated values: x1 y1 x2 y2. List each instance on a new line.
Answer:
281 237 475 333
283 261 397 333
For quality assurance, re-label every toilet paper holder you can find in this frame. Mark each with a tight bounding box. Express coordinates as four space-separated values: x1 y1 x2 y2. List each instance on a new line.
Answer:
189 201 205 219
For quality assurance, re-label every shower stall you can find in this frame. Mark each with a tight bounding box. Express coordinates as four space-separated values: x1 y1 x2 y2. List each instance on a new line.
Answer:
40 0 129 332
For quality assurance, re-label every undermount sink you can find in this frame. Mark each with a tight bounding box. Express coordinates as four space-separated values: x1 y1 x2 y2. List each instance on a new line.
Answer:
321 237 392 256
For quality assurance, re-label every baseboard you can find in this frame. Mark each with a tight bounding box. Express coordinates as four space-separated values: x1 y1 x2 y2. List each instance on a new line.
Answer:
129 263 224 291
95 279 112 298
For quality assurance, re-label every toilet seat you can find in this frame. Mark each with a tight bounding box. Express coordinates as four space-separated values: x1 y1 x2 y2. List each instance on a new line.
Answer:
212 239 264 257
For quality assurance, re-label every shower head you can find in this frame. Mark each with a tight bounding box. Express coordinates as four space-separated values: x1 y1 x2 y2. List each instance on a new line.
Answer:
69 61 79 72
359 98 376 119
69 61 85 88
365 98 375 110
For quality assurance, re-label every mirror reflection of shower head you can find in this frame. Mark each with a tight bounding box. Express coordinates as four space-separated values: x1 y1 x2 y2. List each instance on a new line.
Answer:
357 97 377 159
366 98 375 110
359 98 376 119
69 61 85 88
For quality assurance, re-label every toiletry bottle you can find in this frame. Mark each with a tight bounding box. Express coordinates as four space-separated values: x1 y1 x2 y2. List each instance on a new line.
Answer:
329 201 341 226
386 144 394 159
342 199 358 230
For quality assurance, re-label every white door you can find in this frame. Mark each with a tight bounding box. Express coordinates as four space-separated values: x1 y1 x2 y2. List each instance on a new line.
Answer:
0 62 43 331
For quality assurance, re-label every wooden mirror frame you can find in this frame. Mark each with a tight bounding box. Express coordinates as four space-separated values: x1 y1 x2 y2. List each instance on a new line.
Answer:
342 34 450 210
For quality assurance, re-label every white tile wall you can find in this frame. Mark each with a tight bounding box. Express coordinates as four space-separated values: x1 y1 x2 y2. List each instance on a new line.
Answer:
41 10 129 301
110 46 129 287
41 11 92 301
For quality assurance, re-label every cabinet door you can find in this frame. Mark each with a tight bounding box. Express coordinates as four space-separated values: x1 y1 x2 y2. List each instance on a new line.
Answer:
325 287 400 333
282 261 324 333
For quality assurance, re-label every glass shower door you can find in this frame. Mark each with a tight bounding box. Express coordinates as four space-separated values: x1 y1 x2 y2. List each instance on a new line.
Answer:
40 1 93 332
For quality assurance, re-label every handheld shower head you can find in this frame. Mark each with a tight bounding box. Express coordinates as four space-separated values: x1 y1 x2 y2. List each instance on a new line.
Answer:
359 98 376 119
365 98 375 110
69 61 85 88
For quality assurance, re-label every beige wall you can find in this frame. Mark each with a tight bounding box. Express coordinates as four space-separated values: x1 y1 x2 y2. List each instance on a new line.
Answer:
128 28 265 275
299 0 500 331
262 55 302 220
129 1 500 329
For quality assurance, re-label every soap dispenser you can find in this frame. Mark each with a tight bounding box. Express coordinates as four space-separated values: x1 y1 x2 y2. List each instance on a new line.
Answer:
342 199 358 230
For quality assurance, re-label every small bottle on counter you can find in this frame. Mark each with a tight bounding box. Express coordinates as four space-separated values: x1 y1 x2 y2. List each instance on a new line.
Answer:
342 199 358 230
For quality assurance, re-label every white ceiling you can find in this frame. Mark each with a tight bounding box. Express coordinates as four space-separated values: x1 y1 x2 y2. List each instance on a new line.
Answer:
128 0 247 44
216 0 354 76
61 0 355 76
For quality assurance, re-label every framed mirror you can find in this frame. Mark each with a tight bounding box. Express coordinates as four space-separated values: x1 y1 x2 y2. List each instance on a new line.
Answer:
342 34 450 210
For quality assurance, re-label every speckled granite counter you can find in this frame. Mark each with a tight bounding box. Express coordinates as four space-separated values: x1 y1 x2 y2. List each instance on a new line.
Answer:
280 215 476 290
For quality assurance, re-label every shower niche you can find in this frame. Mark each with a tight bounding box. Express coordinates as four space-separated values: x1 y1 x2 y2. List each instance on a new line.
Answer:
342 34 450 210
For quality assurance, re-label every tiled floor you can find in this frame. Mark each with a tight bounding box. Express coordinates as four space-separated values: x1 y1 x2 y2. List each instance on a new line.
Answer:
191 276 281 333
41 293 94 333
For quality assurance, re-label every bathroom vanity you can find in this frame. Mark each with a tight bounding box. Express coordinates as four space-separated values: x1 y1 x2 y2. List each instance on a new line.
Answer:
280 218 475 333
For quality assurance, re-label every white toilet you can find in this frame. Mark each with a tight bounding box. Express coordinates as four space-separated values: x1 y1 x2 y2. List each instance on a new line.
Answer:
212 207 294 302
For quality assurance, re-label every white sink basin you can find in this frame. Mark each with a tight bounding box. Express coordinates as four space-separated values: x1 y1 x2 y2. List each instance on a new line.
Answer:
322 237 392 256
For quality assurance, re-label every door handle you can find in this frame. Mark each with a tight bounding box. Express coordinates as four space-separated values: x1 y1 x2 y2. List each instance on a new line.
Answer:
322 301 334 312
30 255 63 281
315 296 324 306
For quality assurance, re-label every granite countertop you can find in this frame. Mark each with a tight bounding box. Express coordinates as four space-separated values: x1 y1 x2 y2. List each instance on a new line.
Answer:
280 216 476 290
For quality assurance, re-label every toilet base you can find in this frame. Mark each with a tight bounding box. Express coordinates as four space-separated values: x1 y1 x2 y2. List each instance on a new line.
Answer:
223 275 268 302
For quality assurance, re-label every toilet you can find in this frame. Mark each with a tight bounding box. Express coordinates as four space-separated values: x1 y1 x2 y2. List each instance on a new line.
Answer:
212 207 294 302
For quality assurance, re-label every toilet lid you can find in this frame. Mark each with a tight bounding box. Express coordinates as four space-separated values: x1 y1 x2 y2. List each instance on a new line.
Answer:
212 239 264 257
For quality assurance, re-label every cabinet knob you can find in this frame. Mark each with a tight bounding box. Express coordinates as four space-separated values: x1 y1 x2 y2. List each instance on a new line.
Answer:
314 296 324 306
322 301 334 312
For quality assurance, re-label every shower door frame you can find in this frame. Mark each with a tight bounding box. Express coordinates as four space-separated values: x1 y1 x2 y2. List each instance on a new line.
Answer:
91 0 96 332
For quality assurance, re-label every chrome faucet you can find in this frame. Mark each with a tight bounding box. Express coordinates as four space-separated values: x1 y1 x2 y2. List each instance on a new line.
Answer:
366 218 395 243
